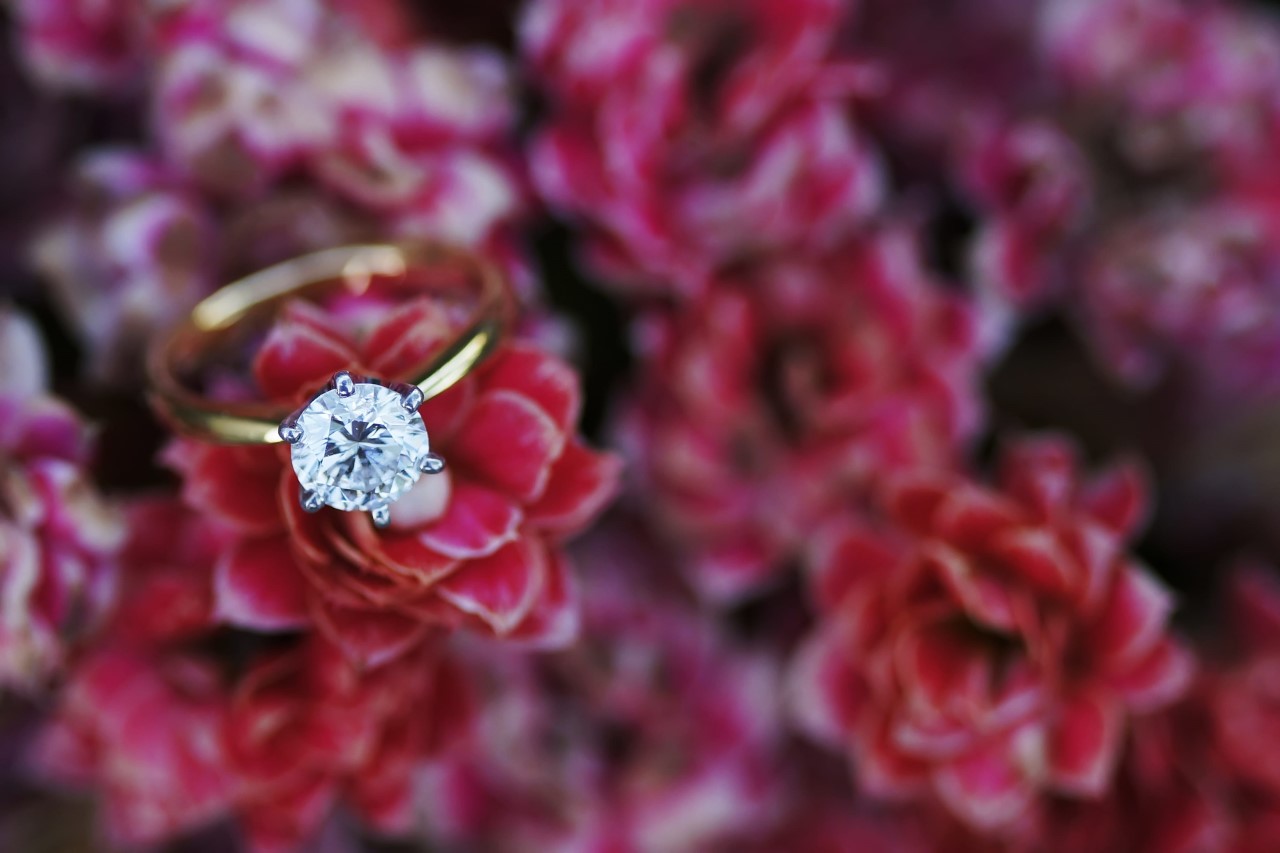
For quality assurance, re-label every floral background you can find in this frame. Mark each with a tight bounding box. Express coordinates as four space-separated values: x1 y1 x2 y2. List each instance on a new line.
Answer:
3 0 1280 851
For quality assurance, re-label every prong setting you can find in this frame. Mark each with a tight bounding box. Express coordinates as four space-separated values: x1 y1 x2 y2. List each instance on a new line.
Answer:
301 489 324 513
421 452 446 474
401 387 425 411
287 373 432 516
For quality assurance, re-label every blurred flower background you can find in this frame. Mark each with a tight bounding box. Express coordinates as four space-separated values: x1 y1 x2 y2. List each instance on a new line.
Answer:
3 0 1280 850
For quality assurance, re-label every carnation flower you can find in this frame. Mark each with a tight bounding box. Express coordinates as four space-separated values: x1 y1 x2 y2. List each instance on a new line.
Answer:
523 0 884 296
620 229 981 603
0 310 122 691
32 150 215 382
791 436 1192 833
166 297 619 666
416 520 783 850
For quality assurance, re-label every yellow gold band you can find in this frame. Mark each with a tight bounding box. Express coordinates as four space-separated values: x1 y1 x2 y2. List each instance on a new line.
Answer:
148 243 512 445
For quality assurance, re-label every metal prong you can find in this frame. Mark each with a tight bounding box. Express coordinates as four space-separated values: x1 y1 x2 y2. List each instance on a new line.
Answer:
334 371 356 397
300 490 324 513
421 452 446 474
278 423 303 444
401 387 425 411
371 505 391 528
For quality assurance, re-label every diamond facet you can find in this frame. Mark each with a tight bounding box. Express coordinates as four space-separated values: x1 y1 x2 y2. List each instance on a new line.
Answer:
288 380 432 513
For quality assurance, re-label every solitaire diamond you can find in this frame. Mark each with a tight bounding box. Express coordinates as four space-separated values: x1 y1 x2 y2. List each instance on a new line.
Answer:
281 373 442 524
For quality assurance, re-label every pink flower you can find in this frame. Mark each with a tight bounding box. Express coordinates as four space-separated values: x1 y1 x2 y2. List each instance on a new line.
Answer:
31 647 234 847
1080 203 1280 392
151 0 525 242
10 0 144 93
960 119 1090 316
1007 564 1280 852
1041 0 1280 169
34 493 478 852
0 310 122 691
167 297 620 667
523 0 883 296
417 520 783 850
105 497 221 648
791 435 1193 834
226 636 474 853
150 0 337 195
32 150 216 381
620 230 981 603
307 46 524 245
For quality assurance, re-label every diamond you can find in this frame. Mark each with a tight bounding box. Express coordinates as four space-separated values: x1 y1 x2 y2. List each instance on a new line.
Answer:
287 379 431 513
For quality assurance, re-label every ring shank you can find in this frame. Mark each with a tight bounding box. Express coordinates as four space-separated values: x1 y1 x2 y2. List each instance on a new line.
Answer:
149 243 512 444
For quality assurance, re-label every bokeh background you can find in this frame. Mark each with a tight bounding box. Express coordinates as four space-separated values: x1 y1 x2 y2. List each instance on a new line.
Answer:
5 0 1280 851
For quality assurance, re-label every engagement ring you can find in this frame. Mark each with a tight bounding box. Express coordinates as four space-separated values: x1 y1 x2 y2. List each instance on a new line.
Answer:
148 243 512 527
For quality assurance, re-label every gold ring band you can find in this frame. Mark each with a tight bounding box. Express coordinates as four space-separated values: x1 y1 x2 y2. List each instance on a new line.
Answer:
148 242 513 445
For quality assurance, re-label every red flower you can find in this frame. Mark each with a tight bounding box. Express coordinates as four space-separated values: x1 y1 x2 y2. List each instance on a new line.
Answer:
417 520 783 850
105 496 222 647
990 564 1280 853
31 647 234 847
32 634 474 853
227 636 474 853
523 0 883 296
790 436 1192 833
0 310 123 691
35 493 478 852
620 230 982 602
167 298 620 666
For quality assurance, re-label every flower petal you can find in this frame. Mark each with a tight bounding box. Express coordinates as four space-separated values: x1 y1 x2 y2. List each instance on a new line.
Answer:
884 473 950 535
252 302 359 402
1108 637 1194 712
1047 690 1123 797
172 444 285 535
1081 460 1149 538
447 389 566 502
311 602 434 669
989 527 1077 599
362 297 455 379
213 537 310 631
788 627 863 747
924 543 1016 631
1088 566 1175 667
417 481 522 559
479 344 582 430
503 548 580 649
933 740 1034 830
526 440 622 537
436 538 547 635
